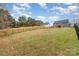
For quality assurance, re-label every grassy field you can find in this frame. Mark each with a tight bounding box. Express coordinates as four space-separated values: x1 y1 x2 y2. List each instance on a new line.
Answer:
0 27 79 56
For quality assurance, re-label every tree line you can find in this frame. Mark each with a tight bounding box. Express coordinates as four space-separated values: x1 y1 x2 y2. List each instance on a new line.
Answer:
0 9 47 29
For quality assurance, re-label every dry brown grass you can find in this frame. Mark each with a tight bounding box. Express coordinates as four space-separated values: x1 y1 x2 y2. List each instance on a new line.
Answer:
0 26 48 37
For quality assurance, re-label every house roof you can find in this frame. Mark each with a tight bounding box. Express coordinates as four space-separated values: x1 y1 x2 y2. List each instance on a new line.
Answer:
54 19 69 24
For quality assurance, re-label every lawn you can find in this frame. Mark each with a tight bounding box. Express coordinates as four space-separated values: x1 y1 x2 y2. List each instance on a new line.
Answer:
0 27 79 56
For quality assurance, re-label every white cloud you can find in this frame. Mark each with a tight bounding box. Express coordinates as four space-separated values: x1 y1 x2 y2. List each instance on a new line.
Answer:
56 7 69 14
13 5 26 12
74 12 79 16
50 7 69 14
50 5 78 14
36 16 46 22
15 3 31 9
38 3 47 9
28 12 32 15
11 4 31 21
11 12 31 21
64 3 72 5
68 6 78 11
48 16 60 25
48 16 59 21
36 16 60 26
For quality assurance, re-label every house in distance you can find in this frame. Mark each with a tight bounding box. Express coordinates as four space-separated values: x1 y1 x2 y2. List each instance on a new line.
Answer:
53 19 70 28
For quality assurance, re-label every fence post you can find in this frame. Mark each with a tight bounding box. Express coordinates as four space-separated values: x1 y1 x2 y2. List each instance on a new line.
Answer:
74 24 79 40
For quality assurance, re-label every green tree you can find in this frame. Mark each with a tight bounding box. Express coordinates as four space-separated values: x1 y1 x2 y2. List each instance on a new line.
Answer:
18 16 27 27
34 20 44 26
0 9 16 29
26 17 36 26
10 18 16 28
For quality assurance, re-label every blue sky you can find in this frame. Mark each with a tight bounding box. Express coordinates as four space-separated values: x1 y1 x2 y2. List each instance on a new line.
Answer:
4 3 79 25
